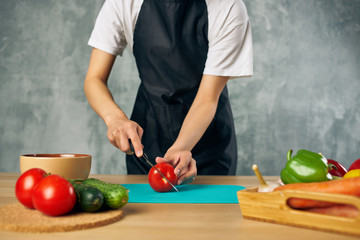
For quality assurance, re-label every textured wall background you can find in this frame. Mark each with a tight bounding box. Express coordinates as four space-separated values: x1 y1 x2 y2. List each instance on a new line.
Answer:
1 0 359 175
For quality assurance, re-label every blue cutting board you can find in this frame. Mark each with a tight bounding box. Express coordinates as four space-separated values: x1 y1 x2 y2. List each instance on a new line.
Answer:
122 184 245 204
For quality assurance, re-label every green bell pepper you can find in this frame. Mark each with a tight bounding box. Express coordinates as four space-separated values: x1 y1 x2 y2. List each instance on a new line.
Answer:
280 149 332 184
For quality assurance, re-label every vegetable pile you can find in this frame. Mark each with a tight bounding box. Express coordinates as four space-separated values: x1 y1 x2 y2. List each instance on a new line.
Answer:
254 149 360 218
15 168 128 216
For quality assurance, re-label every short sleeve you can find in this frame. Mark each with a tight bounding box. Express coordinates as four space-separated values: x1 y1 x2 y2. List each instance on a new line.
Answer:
88 0 127 56
204 0 253 78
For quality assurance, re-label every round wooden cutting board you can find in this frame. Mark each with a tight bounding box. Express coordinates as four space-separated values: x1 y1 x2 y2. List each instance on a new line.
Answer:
0 203 123 233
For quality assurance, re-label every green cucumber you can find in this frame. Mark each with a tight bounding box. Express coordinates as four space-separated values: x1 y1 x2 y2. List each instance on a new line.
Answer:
82 178 129 209
72 183 104 212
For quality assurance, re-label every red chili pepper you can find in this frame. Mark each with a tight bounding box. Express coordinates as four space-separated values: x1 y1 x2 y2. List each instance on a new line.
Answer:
327 159 347 177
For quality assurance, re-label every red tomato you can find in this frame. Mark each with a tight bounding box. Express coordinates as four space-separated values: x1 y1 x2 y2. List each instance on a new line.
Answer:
32 175 76 216
15 168 47 209
349 159 360 171
327 159 347 177
148 163 178 192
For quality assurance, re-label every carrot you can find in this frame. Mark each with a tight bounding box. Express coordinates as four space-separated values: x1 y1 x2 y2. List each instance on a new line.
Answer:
306 205 359 218
287 198 336 209
273 177 360 209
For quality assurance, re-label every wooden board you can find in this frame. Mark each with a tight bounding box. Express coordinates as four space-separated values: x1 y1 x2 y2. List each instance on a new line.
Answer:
0 203 123 233
237 187 360 237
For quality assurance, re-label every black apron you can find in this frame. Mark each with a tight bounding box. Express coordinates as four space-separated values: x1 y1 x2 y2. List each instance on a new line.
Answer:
126 0 237 175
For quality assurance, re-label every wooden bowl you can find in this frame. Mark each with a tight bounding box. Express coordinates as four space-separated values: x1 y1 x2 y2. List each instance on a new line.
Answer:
20 154 91 179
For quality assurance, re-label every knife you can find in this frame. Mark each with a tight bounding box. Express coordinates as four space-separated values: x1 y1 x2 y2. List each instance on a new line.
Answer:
129 141 179 192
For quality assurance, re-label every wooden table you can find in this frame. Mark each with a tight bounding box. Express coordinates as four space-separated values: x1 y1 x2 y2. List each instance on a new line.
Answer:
0 173 357 240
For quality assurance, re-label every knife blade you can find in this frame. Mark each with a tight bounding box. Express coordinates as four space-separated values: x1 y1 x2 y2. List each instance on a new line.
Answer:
129 141 179 192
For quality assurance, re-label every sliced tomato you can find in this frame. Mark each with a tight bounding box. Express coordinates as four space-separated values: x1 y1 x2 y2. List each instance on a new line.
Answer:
148 163 178 192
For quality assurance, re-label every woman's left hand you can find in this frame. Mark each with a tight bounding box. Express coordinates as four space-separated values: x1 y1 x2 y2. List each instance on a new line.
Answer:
156 150 197 185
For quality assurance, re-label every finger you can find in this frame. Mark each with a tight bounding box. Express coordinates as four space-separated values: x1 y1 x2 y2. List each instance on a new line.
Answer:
155 157 179 169
107 134 118 149
162 152 180 166
129 136 143 157
124 143 134 155
155 157 168 164
177 159 197 185
177 171 196 185
137 126 144 140
174 152 192 176
179 176 195 185
177 163 189 176
125 122 143 157
178 172 194 185
117 132 132 154
107 128 119 148
110 129 124 151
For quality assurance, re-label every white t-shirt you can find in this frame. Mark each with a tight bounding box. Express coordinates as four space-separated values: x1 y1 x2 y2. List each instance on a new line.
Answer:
88 0 253 78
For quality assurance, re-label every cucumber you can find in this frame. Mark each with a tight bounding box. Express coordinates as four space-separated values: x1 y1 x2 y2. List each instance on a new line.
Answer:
82 178 129 209
72 183 104 212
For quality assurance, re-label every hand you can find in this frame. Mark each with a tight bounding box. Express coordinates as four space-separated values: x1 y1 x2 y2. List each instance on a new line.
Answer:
156 150 197 185
106 117 144 157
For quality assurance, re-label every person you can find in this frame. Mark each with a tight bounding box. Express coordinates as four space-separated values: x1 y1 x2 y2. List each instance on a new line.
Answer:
84 0 253 185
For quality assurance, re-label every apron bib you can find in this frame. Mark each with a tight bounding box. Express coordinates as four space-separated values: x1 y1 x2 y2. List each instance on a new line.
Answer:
127 0 237 175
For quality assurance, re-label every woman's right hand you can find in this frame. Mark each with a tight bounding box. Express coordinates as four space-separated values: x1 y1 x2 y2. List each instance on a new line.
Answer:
106 117 144 157
84 48 144 157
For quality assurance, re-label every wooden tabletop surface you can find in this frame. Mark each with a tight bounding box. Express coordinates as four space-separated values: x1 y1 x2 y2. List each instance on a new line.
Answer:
0 173 357 240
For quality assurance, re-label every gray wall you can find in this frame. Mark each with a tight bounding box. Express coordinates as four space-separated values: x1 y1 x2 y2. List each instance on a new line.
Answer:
1 0 359 176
